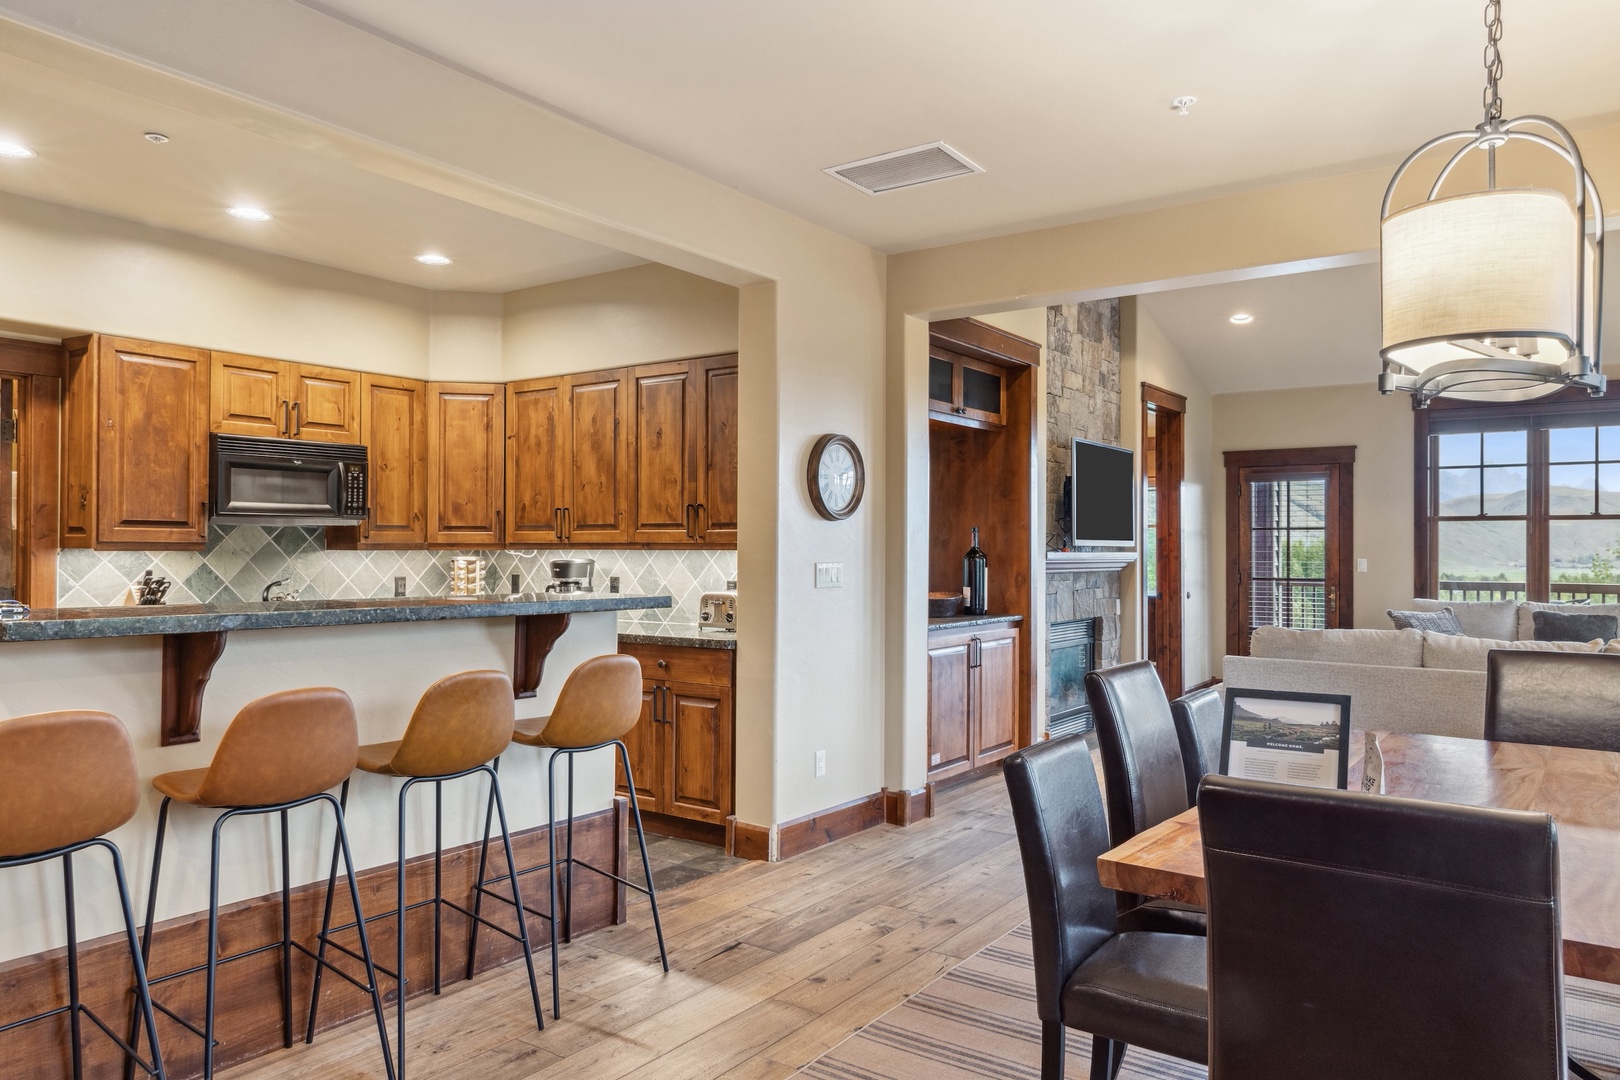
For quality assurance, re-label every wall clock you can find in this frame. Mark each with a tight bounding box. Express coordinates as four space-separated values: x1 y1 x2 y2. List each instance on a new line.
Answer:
807 433 865 520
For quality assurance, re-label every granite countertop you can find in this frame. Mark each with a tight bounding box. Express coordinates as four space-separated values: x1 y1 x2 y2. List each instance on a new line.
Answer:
0 593 672 642
619 623 737 650
927 613 1025 631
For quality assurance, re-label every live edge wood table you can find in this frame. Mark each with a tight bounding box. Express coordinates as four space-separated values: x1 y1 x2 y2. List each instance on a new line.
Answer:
1098 732 1620 984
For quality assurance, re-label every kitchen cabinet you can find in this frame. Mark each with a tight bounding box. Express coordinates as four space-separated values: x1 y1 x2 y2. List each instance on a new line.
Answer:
617 641 734 827
330 374 428 549
210 353 360 443
426 382 505 547
62 335 211 550
629 354 738 545
506 368 631 545
926 623 1020 782
928 346 1007 430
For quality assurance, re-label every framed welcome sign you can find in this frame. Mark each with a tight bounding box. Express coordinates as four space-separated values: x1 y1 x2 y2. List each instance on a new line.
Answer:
1219 688 1351 790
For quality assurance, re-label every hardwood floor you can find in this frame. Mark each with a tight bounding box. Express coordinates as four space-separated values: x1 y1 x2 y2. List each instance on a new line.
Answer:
226 772 1026 1079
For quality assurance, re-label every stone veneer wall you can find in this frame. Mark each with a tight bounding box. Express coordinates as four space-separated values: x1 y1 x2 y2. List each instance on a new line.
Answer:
57 527 736 630
1046 300 1123 671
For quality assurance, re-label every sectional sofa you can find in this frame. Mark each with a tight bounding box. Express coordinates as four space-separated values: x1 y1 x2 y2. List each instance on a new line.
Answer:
1222 598 1620 739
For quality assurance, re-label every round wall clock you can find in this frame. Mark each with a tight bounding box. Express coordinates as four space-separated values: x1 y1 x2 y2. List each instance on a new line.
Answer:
807 434 865 520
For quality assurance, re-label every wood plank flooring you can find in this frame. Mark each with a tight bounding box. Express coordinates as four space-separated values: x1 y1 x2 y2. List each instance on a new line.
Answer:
226 773 1025 1079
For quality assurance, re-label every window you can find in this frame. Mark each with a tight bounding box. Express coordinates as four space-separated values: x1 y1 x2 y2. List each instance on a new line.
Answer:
1418 394 1620 603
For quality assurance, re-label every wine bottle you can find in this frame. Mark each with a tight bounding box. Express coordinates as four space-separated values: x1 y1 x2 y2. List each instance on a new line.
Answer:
963 526 988 616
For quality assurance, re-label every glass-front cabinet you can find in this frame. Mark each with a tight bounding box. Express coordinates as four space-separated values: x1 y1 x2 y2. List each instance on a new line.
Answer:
929 347 1006 429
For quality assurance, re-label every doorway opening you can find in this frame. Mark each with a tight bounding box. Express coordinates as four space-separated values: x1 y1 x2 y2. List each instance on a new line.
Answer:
1143 384 1186 697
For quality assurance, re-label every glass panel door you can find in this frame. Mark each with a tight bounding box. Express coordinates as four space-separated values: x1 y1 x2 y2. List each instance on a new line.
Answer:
1247 472 1328 633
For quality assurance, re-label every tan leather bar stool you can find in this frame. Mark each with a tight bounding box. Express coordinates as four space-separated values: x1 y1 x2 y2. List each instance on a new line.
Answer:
308 670 544 1080
134 688 391 1080
468 654 667 1020
0 711 166 1079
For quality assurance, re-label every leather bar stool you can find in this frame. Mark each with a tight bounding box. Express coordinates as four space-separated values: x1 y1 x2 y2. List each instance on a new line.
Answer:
468 654 667 1019
309 670 544 1080
0 711 166 1079
135 688 391 1080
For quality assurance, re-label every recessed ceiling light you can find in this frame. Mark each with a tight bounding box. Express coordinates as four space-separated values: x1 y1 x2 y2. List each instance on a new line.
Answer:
415 253 453 266
143 132 169 144
227 206 273 222
1229 312 1254 325
0 142 36 159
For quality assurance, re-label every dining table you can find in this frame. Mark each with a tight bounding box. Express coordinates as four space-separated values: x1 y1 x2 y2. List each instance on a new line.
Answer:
1096 731 1620 984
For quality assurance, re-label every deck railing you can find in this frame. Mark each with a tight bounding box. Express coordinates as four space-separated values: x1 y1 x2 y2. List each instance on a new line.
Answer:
1438 580 1620 603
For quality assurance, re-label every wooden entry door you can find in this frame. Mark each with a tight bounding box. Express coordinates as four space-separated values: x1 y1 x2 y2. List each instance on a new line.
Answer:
1143 384 1186 697
1225 447 1355 656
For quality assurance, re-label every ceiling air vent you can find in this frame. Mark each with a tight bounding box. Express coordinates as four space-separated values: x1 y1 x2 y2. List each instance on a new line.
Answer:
824 141 983 195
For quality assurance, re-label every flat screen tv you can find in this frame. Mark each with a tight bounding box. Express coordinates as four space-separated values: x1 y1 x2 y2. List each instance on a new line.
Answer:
1070 437 1135 547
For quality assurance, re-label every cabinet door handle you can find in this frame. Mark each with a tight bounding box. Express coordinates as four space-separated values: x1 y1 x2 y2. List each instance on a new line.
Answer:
697 502 708 539
281 400 291 436
495 508 503 541
563 506 572 540
552 507 562 540
291 400 302 437
684 503 695 539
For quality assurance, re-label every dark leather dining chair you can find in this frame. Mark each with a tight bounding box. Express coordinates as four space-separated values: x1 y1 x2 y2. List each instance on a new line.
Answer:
1004 735 1207 1080
1200 774 1564 1080
1086 662 1204 934
1169 686 1223 805
1485 649 1620 751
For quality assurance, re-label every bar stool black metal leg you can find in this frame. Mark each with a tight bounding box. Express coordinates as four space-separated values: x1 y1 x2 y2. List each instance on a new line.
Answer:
126 797 171 1080
432 779 444 995
321 792 396 1080
394 778 414 1080
64 851 84 1080
203 812 229 1080
546 749 563 1018
616 741 668 971
488 768 546 1030
305 779 348 1040
464 758 500 979
563 752 576 944
105 838 167 1080
278 808 293 1049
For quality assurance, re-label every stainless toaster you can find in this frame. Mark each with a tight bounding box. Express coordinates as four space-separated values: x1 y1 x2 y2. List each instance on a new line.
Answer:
698 590 737 631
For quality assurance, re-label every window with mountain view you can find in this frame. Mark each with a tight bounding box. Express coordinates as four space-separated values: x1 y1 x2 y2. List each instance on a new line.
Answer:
1423 405 1620 603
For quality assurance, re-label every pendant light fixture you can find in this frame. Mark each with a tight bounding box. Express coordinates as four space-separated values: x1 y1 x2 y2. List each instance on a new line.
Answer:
1379 1 1604 406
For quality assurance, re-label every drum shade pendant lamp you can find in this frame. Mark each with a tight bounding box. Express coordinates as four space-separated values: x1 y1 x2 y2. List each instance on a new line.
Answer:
1379 1 1604 406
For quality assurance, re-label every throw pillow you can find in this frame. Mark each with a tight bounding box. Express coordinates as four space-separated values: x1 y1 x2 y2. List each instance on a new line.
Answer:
1532 609 1620 643
1387 607 1464 635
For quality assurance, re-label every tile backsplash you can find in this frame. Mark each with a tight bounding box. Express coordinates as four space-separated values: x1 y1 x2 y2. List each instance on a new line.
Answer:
57 526 737 630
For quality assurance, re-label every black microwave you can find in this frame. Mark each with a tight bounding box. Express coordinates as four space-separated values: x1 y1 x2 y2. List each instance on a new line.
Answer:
210 434 368 526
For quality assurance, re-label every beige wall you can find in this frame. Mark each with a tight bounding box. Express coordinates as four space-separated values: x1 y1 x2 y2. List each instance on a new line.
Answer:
503 263 738 379
1121 300 1216 686
1211 383 1416 669
0 188 434 374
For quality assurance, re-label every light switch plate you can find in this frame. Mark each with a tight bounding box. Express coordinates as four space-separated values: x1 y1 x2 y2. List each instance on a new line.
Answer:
815 562 843 589
815 750 826 777
1357 558 1369 573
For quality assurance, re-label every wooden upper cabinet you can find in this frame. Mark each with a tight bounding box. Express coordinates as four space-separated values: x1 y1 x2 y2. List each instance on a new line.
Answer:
62 335 210 549
563 369 631 544
209 354 359 443
358 374 427 547
505 377 566 546
427 382 505 546
697 356 739 545
287 364 360 443
631 362 697 544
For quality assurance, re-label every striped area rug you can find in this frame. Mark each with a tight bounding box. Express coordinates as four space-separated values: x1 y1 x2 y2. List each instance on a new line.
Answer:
798 923 1620 1079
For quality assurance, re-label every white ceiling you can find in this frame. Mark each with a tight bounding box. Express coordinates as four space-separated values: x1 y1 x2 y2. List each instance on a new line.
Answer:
305 0 1620 253
0 49 643 292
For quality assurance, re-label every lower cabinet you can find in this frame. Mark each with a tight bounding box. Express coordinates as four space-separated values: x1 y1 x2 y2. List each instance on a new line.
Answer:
927 623 1020 782
617 641 735 826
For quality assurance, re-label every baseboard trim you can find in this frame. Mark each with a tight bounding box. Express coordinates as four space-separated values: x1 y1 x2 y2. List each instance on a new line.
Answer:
726 815 771 861
776 792 885 861
0 802 628 1080
881 786 930 826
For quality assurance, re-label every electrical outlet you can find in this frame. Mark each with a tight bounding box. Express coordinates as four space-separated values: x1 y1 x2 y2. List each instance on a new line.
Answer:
511 573 521 594
814 562 843 589
609 576 620 593
814 750 826 778
393 577 407 597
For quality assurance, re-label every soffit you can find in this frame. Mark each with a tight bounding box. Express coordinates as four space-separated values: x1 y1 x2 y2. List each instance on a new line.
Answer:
305 0 1620 253
0 50 642 291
